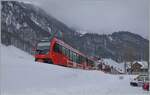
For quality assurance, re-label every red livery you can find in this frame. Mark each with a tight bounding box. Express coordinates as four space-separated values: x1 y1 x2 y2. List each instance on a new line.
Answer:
34 37 95 69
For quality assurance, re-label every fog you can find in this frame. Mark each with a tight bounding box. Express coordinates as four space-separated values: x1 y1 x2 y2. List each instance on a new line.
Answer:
11 0 150 39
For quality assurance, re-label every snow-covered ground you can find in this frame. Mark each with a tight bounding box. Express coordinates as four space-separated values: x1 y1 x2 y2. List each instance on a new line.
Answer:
1 45 149 95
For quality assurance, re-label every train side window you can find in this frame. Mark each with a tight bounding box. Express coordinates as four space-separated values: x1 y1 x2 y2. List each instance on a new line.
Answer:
71 51 74 61
54 43 59 53
62 46 65 55
65 48 69 57
65 48 67 56
75 53 78 63
67 49 70 58
79 55 84 64
73 52 76 62
76 54 79 63
86 58 89 64
70 51 73 61
65 49 69 57
53 43 62 53
82 56 86 63
59 45 62 53
79 55 82 64
72 52 74 62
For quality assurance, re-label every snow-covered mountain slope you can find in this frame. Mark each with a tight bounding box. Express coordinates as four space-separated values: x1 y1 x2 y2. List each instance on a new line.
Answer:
1 45 149 95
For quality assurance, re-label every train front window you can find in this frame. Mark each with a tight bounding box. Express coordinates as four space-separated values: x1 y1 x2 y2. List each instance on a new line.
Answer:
37 42 50 50
36 41 50 54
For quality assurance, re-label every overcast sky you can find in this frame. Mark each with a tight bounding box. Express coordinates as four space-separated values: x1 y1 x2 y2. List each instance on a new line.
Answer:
20 0 149 39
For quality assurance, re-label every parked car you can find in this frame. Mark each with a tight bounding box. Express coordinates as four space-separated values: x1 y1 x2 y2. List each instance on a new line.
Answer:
130 74 148 87
142 82 149 91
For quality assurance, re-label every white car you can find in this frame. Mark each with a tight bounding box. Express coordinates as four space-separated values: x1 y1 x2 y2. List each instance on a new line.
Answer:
130 74 149 87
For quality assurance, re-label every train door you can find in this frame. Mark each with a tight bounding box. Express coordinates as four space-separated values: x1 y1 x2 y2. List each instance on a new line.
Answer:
53 43 62 65
58 45 63 65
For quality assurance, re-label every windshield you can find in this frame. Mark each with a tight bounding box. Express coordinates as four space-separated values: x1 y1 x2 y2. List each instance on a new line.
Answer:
37 41 50 50
36 41 50 54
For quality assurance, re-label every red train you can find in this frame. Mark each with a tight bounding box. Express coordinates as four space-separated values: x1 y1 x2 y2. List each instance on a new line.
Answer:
34 37 95 69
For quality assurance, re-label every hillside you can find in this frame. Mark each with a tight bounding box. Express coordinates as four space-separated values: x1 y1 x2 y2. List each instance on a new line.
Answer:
1 44 149 95
1 1 149 62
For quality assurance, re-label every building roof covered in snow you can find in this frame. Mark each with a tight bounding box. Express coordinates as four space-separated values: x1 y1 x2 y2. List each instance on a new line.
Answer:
126 61 148 69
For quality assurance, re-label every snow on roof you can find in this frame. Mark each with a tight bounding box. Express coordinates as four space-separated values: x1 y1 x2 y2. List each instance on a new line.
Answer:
124 61 148 69
133 61 148 69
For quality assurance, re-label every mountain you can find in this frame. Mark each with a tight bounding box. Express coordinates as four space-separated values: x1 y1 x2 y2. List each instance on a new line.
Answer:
80 32 149 62
1 1 149 62
1 1 76 53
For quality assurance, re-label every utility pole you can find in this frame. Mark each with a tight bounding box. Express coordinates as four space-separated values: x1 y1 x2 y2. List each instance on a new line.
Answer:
124 61 126 74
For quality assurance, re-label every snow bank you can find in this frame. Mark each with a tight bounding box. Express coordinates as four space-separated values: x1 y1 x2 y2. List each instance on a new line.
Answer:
1 45 149 95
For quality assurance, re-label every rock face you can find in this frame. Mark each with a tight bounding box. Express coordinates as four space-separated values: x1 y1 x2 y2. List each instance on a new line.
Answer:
1 1 149 62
